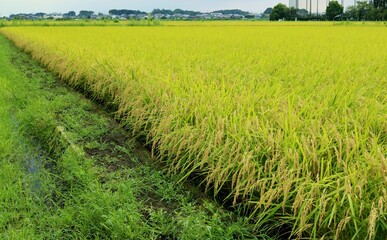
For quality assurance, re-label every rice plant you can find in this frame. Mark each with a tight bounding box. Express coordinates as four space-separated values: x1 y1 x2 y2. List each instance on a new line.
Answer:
1 23 386 239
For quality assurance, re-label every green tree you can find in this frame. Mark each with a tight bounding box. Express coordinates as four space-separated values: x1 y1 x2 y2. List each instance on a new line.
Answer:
78 10 94 19
263 7 273 15
298 9 309 16
344 1 385 20
270 3 289 21
344 5 358 20
371 0 386 9
357 1 375 20
287 7 298 20
326 1 344 20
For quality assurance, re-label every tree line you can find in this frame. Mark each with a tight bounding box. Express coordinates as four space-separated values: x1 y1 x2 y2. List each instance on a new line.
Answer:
269 0 386 21
150 8 252 16
108 9 147 16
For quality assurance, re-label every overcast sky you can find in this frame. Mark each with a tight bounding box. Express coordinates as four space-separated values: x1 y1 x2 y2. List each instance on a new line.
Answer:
1 0 353 17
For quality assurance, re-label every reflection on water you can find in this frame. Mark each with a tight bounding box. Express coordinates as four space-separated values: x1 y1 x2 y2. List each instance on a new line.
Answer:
25 150 46 197
12 115 47 197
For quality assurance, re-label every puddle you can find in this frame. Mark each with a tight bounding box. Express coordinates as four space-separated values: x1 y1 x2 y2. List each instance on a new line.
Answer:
11 114 47 197
24 150 46 197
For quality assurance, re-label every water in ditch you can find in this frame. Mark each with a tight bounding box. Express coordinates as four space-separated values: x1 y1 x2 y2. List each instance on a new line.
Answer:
11 115 47 198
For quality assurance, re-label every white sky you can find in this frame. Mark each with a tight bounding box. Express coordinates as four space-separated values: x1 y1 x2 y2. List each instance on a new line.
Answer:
0 0 354 17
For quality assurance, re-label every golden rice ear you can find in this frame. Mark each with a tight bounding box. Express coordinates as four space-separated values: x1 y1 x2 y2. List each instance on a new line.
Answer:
1 23 385 239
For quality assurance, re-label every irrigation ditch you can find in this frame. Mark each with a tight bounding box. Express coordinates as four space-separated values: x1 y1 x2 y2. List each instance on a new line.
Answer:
0 34 262 238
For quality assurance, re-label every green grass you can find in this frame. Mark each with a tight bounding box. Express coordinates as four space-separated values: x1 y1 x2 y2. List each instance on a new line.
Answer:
0 34 261 239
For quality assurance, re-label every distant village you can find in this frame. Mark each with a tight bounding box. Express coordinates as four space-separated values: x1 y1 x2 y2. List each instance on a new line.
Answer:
5 9 266 21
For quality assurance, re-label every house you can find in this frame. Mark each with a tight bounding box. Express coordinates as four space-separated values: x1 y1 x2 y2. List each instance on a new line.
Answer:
172 14 190 19
196 13 211 19
210 12 223 19
231 14 244 19
136 14 148 19
44 13 63 19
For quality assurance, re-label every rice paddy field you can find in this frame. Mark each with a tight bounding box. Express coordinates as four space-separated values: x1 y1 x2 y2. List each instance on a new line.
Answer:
1 22 386 239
